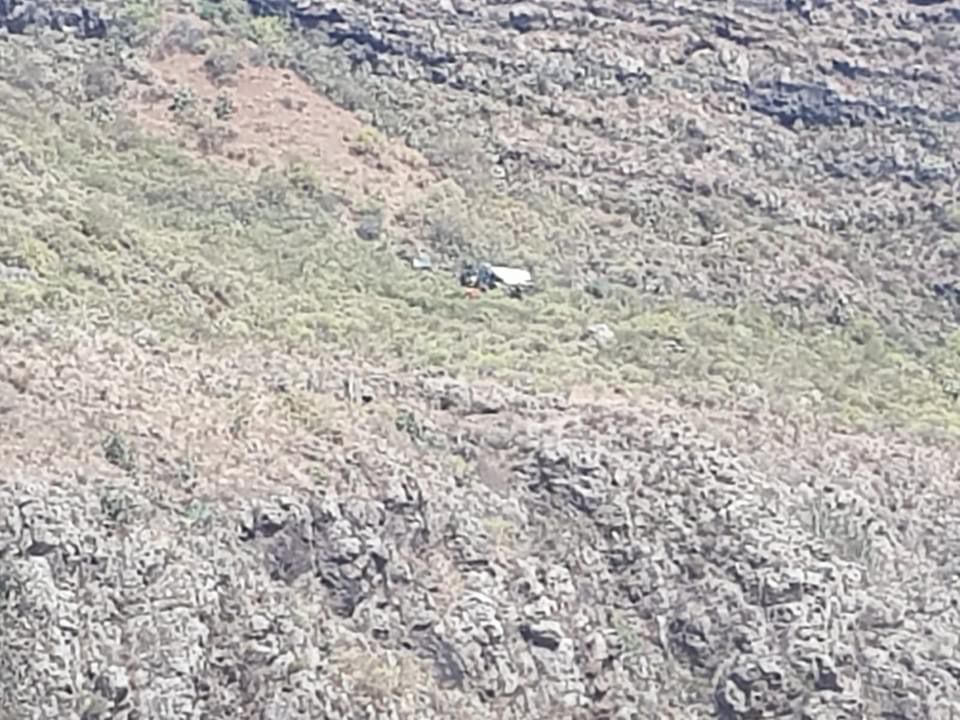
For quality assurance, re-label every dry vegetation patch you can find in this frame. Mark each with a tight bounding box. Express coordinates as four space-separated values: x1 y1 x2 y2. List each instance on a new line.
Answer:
2 3 960 716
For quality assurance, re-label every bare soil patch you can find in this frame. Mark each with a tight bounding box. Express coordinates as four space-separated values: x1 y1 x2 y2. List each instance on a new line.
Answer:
129 33 439 220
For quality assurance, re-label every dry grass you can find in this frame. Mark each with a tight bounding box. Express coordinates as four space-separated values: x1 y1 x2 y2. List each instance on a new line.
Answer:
1 4 959 445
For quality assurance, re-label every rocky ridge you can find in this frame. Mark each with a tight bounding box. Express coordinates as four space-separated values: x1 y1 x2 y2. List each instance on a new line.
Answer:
2 323 959 718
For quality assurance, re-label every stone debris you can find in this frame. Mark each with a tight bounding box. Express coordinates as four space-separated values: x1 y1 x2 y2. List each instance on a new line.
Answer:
2 328 959 718
584 323 615 347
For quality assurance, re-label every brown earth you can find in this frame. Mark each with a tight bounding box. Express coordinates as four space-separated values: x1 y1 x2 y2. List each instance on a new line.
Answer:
135 53 436 201
128 14 441 232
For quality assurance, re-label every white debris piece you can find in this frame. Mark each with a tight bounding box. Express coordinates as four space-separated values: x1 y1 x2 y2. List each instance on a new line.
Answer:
585 323 615 347
488 265 532 287
411 254 432 270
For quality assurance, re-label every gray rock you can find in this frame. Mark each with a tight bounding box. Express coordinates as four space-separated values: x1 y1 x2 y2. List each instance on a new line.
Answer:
0 0 106 37
585 322 615 347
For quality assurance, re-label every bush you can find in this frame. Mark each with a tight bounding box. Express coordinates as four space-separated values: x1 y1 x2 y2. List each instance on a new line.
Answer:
213 93 235 120
356 208 384 242
203 50 243 86
194 0 249 26
245 16 288 54
171 87 196 114
196 123 237 156
157 19 210 57
113 0 162 48
82 62 119 101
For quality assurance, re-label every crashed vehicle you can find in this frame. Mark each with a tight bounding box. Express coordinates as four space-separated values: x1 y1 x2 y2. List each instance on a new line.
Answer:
459 261 534 298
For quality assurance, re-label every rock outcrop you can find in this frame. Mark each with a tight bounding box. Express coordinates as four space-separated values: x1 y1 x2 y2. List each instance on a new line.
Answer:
3 326 959 718
0 0 106 37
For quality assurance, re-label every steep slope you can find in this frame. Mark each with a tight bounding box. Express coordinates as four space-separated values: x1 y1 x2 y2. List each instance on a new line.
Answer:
4 1 960 429
252 0 960 334
1 1 960 719
3 322 960 718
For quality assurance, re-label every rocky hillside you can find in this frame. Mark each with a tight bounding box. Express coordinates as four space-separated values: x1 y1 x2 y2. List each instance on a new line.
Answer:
2 0 960 719
5 322 960 719
256 0 960 335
